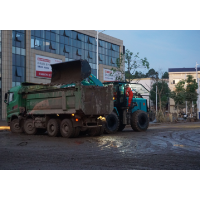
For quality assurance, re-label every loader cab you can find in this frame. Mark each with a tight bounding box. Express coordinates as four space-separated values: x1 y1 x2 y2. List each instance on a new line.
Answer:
103 82 127 108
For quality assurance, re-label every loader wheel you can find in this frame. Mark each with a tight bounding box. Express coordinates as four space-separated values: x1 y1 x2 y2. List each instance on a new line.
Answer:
10 118 23 133
88 126 104 136
60 119 74 138
131 110 149 132
24 119 37 135
47 119 59 137
104 112 119 134
118 123 126 132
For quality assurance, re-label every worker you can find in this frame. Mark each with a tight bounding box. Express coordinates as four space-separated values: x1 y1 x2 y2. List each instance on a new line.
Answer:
125 84 133 107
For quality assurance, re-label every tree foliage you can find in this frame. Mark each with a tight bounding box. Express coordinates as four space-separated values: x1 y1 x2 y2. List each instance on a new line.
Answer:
162 72 169 79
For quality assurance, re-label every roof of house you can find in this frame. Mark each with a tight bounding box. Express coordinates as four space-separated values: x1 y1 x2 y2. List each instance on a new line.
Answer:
168 67 200 72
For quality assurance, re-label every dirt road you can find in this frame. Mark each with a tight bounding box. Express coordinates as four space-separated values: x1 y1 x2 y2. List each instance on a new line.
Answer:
0 122 200 170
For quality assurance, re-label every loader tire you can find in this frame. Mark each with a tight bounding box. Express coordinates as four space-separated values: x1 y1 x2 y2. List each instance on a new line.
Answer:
104 112 119 134
24 119 37 135
88 126 104 137
47 119 60 137
10 118 23 133
60 119 74 138
131 110 149 132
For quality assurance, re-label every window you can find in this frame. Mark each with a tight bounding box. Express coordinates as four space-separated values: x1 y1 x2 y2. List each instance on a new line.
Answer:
99 40 103 47
88 51 93 59
64 45 70 53
77 49 82 56
49 42 56 50
173 80 175 84
16 67 22 77
35 38 41 47
99 54 103 61
15 32 21 42
111 44 115 51
111 57 115 64
88 37 94 44
64 30 70 37
8 93 14 103
77 33 83 41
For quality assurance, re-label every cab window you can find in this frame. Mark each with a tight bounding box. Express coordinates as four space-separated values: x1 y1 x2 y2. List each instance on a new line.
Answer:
8 93 14 103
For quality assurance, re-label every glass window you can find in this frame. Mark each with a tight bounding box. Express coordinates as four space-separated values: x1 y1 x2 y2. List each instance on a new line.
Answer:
16 54 20 66
15 47 20 55
21 55 25 67
99 54 103 61
35 30 41 38
56 34 59 43
16 67 22 77
59 43 64 56
111 44 116 51
9 93 14 103
12 54 15 65
88 37 94 44
45 31 50 40
77 49 82 56
35 37 41 47
111 57 116 64
41 30 45 38
45 40 50 52
31 36 34 48
64 45 70 53
88 51 93 59
21 48 26 56
108 50 112 56
69 38 72 46
72 31 77 39
64 36 69 45
85 42 88 50
51 32 56 41
15 32 22 42
77 33 83 41
77 40 81 48
50 41 56 50
99 40 103 47
60 35 64 44
85 35 88 43
51 30 56 33
72 39 76 47
56 43 59 55
31 30 34 36
108 43 111 49
64 30 70 37
59 30 64 35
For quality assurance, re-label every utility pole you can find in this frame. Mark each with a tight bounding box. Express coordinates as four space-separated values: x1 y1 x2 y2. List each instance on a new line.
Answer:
195 62 199 119
156 85 157 113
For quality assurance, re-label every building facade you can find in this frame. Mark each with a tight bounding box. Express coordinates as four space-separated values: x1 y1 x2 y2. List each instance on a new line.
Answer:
0 30 124 120
168 67 200 113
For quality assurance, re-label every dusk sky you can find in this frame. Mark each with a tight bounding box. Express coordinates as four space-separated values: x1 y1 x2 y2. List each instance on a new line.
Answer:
104 30 200 74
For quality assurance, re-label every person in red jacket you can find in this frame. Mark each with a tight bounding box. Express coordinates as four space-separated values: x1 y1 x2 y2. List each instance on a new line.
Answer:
125 84 133 107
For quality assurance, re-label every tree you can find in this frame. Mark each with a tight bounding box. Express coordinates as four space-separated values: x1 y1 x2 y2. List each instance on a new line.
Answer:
162 72 169 79
145 68 158 78
150 80 171 111
110 49 150 82
185 75 198 116
170 80 186 117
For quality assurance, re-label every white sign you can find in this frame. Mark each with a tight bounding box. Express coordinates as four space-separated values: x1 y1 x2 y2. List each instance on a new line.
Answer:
103 68 123 82
35 55 62 79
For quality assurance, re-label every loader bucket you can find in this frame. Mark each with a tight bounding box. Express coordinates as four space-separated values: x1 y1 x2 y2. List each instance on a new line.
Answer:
50 60 91 85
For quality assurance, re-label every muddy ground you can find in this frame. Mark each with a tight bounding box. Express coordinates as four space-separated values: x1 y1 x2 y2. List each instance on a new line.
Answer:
0 122 200 170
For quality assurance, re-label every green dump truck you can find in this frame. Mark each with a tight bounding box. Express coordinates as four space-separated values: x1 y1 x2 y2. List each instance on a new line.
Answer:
4 60 113 138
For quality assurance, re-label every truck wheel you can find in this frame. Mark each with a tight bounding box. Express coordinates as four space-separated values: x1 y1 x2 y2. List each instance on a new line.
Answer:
37 129 47 134
60 119 74 138
47 119 59 137
104 112 119 134
24 119 37 135
72 127 80 138
118 123 126 132
131 110 149 132
10 119 23 133
88 126 104 136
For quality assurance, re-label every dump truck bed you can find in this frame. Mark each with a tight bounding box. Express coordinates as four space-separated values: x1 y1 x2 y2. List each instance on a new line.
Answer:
21 84 113 116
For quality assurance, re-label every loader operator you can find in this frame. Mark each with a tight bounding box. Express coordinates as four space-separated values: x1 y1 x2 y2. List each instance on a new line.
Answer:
125 84 133 107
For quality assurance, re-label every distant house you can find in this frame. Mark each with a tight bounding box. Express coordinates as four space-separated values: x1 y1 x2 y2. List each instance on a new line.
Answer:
168 67 200 113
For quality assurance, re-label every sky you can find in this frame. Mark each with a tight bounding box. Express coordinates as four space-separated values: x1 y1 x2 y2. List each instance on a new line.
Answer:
103 30 200 74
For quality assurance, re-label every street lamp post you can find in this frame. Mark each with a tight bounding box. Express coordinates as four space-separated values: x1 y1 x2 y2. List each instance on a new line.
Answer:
96 30 104 79
195 62 199 119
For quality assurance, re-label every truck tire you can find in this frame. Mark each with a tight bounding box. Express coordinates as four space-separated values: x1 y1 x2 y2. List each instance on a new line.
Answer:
131 110 149 132
88 126 104 136
118 123 126 132
70 127 80 138
104 112 119 134
24 119 37 135
37 129 47 134
47 119 60 137
60 119 74 138
10 118 23 133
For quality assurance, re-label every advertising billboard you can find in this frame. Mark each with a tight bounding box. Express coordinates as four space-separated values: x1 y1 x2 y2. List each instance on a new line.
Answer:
35 55 62 78
103 68 124 82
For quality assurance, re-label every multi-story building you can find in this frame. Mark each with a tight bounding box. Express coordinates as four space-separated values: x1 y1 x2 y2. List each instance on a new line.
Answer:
0 30 124 120
168 67 200 113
